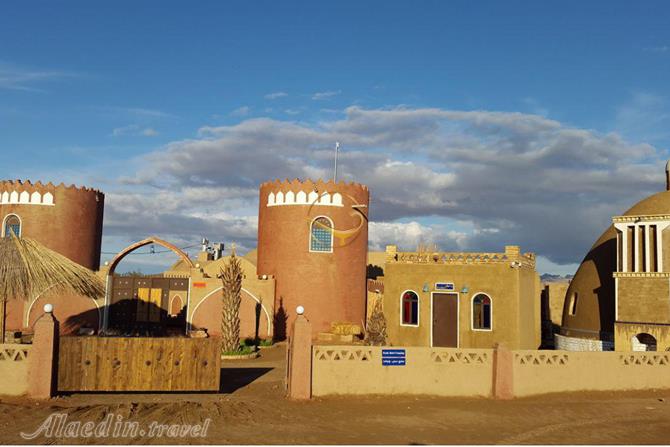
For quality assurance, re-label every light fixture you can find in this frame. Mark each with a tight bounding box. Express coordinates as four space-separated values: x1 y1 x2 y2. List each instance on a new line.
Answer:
422 283 430 292
461 286 469 294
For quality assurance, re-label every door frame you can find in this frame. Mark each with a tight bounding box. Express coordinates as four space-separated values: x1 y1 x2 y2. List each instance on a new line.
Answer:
430 291 460 348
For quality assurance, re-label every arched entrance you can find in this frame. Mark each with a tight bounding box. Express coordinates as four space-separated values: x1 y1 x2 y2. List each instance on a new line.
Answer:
632 333 657 351
103 237 194 335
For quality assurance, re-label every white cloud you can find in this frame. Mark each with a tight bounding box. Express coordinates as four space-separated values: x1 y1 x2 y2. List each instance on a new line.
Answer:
312 90 341 100
0 62 77 92
230 106 251 117
111 124 159 137
108 106 665 266
264 91 288 100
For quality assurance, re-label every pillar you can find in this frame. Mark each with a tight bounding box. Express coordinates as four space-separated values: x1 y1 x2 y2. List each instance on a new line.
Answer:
287 312 312 400
28 306 59 399
492 343 514 399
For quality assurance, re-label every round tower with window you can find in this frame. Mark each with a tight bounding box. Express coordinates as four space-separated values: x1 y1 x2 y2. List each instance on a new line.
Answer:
0 180 105 270
257 178 369 337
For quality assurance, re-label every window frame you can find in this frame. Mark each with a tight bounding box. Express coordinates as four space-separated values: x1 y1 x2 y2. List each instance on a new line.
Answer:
308 215 334 253
471 292 493 331
2 214 22 238
399 289 420 327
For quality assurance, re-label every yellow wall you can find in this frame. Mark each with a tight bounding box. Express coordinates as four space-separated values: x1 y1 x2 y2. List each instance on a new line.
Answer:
383 261 540 350
311 345 670 398
615 322 670 351
312 345 493 397
617 276 670 324
0 344 30 396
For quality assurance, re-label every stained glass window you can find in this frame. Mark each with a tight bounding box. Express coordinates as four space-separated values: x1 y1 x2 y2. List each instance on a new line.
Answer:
401 291 419 325
3 215 20 238
472 294 492 330
310 217 333 252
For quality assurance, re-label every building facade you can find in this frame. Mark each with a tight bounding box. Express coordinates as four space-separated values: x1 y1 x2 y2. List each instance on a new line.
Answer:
558 162 670 351
382 245 541 349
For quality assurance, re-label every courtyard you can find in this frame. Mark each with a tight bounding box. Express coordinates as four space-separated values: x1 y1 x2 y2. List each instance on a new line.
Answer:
0 345 668 444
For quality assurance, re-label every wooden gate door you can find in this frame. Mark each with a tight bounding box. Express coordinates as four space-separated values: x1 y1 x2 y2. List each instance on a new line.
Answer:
57 336 221 392
432 293 459 347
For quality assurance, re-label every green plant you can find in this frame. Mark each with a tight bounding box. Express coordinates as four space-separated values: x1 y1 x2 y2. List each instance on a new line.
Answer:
365 296 388 346
221 344 256 356
220 250 243 354
258 338 273 347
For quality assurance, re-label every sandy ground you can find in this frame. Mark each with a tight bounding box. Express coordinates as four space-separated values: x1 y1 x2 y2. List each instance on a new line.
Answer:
1 345 670 445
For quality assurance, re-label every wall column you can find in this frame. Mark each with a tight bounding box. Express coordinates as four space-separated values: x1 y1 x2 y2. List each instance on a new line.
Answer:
27 307 59 399
287 312 312 400
492 343 514 399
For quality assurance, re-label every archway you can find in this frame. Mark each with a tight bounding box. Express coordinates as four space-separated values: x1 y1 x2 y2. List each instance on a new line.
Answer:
632 333 657 351
103 237 194 334
107 236 194 275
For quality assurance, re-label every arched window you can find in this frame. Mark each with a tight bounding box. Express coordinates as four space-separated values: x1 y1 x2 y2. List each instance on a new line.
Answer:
3 214 21 238
310 216 333 252
401 290 419 326
472 294 492 330
632 333 657 351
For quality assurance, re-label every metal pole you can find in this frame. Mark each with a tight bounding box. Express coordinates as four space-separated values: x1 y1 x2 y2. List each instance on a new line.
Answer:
334 142 340 182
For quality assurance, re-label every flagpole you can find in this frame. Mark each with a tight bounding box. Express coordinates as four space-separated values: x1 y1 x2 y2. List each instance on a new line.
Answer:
333 141 340 182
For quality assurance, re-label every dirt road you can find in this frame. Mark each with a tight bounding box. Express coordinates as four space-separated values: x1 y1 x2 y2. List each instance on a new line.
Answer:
1 345 669 444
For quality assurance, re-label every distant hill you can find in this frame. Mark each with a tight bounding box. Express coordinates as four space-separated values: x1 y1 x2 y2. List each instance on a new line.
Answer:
540 273 573 282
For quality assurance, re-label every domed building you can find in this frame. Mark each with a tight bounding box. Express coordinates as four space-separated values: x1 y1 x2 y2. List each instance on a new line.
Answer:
557 162 670 351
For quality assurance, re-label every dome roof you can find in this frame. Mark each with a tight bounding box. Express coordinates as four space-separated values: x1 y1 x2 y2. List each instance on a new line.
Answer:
560 187 670 340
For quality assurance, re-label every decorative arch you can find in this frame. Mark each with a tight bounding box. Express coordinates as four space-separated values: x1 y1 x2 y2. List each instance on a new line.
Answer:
107 236 194 275
3 214 22 237
190 287 272 337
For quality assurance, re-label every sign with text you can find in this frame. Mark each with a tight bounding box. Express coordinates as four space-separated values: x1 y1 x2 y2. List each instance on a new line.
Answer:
435 282 455 291
382 349 406 366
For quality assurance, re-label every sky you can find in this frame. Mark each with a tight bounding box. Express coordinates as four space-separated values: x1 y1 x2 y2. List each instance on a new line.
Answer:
1 1 670 274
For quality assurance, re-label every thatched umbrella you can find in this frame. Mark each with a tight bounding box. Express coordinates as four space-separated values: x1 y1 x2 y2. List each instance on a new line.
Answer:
0 234 104 342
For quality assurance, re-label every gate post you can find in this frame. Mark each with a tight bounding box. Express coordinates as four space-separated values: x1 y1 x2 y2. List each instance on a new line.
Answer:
28 305 59 399
287 308 312 400
492 343 514 399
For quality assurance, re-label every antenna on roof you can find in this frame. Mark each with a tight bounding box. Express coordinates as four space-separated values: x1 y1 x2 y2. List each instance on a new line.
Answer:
333 141 340 182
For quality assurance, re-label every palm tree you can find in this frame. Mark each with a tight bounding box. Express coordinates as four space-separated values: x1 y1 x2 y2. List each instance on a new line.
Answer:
220 249 243 353
0 234 104 342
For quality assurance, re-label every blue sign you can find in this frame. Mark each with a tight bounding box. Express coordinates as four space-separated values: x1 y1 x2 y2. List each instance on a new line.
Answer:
435 282 455 291
382 349 406 366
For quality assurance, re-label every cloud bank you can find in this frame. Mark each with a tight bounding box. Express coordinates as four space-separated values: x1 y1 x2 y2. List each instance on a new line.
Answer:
104 106 665 266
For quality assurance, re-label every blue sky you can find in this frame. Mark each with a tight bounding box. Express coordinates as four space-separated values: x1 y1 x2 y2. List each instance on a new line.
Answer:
2 1 670 274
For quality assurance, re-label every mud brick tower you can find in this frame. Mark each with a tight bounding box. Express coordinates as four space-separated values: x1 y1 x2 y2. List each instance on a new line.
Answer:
257 179 369 337
0 180 105 270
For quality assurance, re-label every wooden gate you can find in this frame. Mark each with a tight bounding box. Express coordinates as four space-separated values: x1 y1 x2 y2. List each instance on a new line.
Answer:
57 336 221 392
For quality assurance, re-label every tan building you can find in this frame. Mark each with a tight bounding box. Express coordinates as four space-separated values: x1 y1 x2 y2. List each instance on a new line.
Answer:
558 161 670 351
382 245 541 349
612 212 670 351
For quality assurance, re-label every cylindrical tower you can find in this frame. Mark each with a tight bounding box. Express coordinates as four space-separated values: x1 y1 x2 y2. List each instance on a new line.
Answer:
257 178 369 337
0 180 105 270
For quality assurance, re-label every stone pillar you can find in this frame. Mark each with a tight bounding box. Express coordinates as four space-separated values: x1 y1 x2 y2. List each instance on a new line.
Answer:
492 343 514 399
287 313 312 400
28 308 59 399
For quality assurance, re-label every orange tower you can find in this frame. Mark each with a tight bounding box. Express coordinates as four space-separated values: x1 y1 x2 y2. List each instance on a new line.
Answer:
257 179 369 337
0 180 105 270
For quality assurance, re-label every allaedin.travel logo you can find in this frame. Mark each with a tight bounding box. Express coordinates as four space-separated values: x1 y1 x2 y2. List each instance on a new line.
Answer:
20 413 211 440
306 190 367 250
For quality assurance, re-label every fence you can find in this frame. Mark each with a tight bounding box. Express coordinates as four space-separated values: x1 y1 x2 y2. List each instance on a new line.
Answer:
286 315 670 399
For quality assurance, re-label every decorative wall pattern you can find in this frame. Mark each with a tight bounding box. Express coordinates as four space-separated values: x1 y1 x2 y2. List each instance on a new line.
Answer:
514 352 569 366
314 348 373 361
431 350 490 364
619 353 669 366
267 190 344 207
0 190 54 206
0 346 29 362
